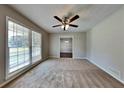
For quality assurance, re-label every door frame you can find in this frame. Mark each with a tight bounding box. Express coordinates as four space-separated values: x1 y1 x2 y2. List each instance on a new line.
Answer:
59 36 74 58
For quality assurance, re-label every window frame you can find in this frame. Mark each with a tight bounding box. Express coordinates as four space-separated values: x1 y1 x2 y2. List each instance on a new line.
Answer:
32 31 42 63
6 16 42 79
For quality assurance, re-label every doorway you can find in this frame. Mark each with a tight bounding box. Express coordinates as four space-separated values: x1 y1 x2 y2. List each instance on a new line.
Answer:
60 38 73 58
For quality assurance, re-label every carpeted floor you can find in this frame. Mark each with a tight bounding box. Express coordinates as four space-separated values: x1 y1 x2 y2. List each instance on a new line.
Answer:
4 58 124 88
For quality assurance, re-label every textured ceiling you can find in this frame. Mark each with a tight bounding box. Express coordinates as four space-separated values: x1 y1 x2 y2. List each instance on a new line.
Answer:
10 4 123 33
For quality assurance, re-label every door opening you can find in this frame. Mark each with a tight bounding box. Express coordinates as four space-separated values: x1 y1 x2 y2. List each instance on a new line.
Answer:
60 38 72 58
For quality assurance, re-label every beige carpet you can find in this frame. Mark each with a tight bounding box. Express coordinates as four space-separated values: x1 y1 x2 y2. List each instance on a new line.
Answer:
5 58 124 88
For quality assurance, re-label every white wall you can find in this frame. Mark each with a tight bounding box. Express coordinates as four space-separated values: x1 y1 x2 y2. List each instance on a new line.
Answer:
86 6 124 83
49 32 86 59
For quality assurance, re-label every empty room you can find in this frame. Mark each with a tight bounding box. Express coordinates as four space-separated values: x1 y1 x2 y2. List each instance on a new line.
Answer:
0 4 124 88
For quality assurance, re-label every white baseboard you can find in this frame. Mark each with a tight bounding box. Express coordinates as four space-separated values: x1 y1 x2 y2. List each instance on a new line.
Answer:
86 58 124 85
49 56 87 60
73 57 87 60
42 57 49 61
49 56 59 59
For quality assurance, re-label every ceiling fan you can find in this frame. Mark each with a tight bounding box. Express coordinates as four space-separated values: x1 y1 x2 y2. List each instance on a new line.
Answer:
52 15 79 31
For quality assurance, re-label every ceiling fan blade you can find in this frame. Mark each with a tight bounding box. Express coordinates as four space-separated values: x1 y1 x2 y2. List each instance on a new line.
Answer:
69 24 78 27
69 15 79 23
52 25 61 27
54 16 62 22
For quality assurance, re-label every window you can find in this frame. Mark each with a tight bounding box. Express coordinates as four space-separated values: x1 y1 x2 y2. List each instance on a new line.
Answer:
7 18 42 78
32 31 41 62
8 20 30 73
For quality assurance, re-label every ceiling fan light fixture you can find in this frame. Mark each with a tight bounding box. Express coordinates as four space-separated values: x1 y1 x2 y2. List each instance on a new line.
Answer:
65 24 69 30
53 15 79 31
61 25 64 29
